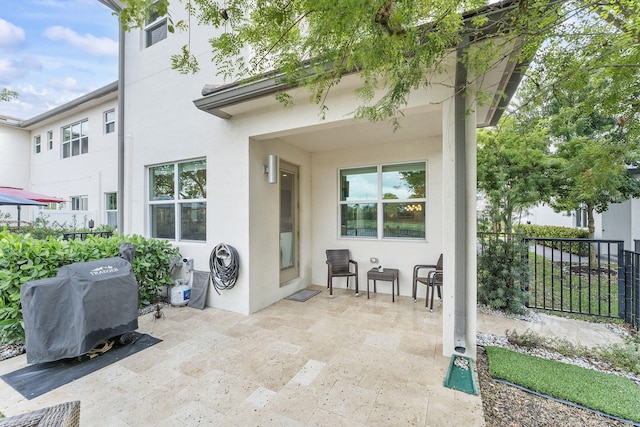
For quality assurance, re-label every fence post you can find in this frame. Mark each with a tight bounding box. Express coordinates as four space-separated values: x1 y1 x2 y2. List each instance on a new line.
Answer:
619 246 627 322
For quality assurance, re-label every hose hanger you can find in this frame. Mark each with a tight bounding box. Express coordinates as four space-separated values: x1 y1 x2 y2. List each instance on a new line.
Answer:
209 243 239 294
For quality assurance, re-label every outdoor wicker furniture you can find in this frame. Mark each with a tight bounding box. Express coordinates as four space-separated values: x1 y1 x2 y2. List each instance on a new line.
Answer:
0 401 80 427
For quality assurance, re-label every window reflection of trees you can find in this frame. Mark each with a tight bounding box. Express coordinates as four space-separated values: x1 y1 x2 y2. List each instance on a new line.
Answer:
179 160 207 199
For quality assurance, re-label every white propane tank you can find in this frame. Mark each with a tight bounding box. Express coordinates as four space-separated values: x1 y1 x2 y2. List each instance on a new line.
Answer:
170 281 191 306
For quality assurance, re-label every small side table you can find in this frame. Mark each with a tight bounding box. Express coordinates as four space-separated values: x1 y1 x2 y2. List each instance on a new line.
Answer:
367 268 399 302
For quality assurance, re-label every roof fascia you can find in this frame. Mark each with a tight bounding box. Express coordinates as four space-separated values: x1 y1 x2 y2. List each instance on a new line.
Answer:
18 81 118 129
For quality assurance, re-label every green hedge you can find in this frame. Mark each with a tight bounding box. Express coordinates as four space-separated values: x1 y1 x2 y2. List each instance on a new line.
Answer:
0 230 179 344
515 224 589 239
515 224 590 257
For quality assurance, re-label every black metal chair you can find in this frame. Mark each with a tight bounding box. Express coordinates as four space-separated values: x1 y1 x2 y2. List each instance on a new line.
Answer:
412 254 443 311
326 249 358 297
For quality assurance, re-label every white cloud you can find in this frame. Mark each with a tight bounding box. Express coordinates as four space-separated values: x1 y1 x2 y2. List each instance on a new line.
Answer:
49 76 79 90
0 56 42 84
0 18 26 48
43 26 117 56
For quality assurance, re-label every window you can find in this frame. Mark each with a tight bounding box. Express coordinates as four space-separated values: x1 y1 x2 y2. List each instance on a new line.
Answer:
104 110 115 134
149 159 206 241
47 130 53 150
71 196 88 211
575 208 588 228
105 192 118 229
144 9 167 48
34 135 41 153
62 119 88 158
339 162 426 239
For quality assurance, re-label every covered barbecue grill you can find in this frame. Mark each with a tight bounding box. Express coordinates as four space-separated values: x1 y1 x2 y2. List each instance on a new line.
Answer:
21 253 138 364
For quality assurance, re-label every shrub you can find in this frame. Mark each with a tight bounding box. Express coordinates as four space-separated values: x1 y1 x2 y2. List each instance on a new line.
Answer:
477 233 529 314
506 329 544 349
515 224 590 256
0 229 179 344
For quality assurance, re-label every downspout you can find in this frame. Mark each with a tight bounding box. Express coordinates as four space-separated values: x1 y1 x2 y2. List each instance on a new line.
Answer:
453 35 470 354
99 0 125 233
117 19 125 233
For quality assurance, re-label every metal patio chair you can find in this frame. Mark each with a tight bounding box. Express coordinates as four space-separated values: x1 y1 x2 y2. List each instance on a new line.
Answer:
326 249 359 297
412 254 443 311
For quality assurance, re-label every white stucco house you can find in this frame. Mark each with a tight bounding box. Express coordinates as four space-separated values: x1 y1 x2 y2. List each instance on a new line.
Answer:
1 0 530 359
0 84 119 228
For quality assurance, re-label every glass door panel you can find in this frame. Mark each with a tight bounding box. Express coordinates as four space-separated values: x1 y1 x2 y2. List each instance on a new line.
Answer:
280 162 299 284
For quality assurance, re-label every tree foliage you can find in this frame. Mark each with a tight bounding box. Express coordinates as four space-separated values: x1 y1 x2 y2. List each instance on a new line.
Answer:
511 2 640 237
115 1 639 129
0 89 18 102
517 0 640 143
477 115 556 233
475 0 640 239
118 0 560 122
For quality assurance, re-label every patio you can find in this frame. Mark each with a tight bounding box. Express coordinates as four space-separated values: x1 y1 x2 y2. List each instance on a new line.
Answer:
0 285 623 426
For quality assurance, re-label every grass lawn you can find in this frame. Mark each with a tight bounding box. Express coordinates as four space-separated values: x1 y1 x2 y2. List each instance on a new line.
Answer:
485 346 640 423
527 252 619 318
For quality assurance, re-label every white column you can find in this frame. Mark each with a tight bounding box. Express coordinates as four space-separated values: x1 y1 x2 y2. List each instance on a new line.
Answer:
441 85 478 360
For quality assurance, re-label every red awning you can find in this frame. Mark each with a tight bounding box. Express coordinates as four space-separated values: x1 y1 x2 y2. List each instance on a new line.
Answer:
0 186 65 203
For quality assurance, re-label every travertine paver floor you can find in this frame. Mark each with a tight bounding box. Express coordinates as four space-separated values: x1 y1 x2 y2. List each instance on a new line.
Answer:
0 285 484 426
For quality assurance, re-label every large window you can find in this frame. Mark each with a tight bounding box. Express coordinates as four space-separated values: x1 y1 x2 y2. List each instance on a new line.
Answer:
62 119 88 158
339 162 426 239
144 9 167 48
105 192 118 229
104 110 115 134
149 159 206 241
34 135 41 153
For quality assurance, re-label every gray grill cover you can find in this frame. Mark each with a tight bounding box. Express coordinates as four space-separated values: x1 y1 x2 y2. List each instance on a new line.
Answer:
21 257 138 364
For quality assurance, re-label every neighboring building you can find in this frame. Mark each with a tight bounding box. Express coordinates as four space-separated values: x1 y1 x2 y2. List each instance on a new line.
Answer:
0 84 118 228
525 193 640 251
1 0 528 358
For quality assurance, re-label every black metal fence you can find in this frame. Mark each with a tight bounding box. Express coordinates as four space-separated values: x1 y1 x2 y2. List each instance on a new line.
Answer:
525 238 624 319
61 231 114 241
477 234 640 328
622 250 640 329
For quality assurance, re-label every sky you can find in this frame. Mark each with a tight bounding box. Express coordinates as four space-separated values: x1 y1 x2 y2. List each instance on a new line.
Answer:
0 0 118 120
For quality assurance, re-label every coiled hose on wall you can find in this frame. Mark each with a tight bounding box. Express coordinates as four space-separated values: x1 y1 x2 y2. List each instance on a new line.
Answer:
209 243 239 294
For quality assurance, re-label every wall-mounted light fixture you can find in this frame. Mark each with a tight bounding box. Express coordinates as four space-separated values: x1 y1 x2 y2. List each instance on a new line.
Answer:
263 154 278 184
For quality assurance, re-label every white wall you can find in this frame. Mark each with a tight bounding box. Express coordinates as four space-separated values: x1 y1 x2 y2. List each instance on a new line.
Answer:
24 97 118 227
122 8 253 312
0 122 31 221
0 123 30 187
524 203 575 228
602 201 632 247
310 138 443 298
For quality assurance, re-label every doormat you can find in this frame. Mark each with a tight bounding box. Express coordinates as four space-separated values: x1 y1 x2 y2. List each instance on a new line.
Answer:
444 354 479 395
1 332 161 400
285 288 321 302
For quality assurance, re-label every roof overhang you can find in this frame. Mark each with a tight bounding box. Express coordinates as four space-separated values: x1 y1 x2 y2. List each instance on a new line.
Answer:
194 0 527 127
